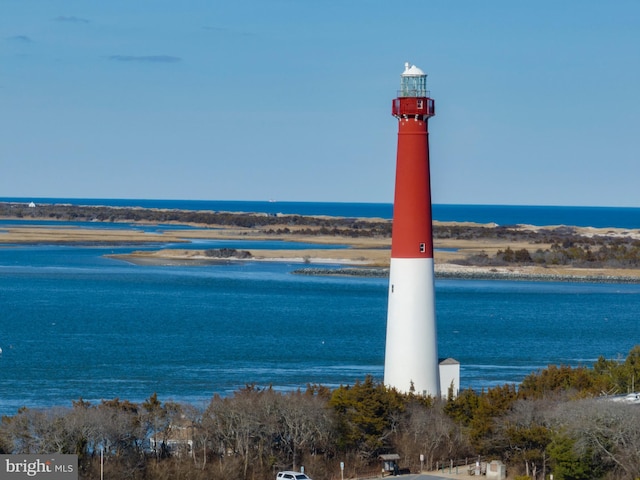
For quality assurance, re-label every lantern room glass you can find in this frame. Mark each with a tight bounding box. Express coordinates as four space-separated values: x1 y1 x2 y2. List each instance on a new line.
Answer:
400 74 427 98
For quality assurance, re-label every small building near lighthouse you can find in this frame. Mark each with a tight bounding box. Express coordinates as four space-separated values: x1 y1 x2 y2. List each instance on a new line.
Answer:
439 358 460 398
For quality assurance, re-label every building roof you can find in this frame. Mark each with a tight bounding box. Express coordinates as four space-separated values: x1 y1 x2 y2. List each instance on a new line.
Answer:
402 62 425 77
439 357 460 365
379 454 400 461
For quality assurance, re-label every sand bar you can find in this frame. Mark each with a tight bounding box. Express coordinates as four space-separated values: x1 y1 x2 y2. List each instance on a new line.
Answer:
3 221 640 281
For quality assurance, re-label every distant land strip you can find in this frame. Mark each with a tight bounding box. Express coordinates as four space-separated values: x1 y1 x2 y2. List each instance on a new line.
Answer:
3 201 640 282
293 266 640 284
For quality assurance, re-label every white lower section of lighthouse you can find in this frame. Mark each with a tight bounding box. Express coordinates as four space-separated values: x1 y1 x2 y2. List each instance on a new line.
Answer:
384 257 440 397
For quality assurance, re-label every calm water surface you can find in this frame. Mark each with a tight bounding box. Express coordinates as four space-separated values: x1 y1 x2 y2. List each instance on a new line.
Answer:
1 243 639 416
1 201 640 416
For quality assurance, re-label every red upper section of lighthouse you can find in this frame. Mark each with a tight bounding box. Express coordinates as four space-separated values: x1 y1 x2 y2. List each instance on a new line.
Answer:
392 97 435 119
390 63 436 259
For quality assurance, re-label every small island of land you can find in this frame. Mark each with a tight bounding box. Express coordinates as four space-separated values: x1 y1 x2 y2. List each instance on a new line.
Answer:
2 201 640 282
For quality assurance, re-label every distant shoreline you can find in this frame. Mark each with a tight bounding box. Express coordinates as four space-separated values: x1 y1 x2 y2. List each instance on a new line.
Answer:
4 198 640 229
110 250 640 283
3 202 640 283
289 266 640 284
110 255 640 283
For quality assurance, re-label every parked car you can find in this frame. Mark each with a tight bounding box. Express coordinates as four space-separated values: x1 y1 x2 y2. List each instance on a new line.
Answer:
276 471 312 480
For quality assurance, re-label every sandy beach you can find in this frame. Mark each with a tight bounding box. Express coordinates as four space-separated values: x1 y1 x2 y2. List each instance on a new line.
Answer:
4 220 640 282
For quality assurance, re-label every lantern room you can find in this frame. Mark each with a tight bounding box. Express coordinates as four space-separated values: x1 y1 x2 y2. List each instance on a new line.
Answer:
399 62 428 97
392 62 435 119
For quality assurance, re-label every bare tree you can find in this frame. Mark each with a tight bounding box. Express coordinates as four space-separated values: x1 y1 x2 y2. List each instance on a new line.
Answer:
181 404 206 468
496 399 556 479
277 391 333 470
549 398 640 479
204 389 267 479
394 400 470 471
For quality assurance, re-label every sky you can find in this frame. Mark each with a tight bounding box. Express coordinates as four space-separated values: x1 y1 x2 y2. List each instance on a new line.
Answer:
2 1 639 207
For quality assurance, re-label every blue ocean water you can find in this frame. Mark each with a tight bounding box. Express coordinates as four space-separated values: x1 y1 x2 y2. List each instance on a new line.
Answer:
1 200 640 416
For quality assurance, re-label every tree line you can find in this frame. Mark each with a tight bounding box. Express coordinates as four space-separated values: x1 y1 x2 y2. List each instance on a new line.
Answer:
0 203 391 237
461 240 640 269
3 347 640 480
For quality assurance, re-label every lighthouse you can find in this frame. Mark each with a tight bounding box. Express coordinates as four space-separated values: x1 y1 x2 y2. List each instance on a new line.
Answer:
384 62 440 396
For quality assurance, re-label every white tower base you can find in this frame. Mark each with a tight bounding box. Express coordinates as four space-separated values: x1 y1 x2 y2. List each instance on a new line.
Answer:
384 257 440 396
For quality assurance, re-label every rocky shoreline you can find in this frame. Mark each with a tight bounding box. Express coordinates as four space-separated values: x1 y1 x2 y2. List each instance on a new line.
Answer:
434 270 640 283
293 265 640 283
292 267 389 277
